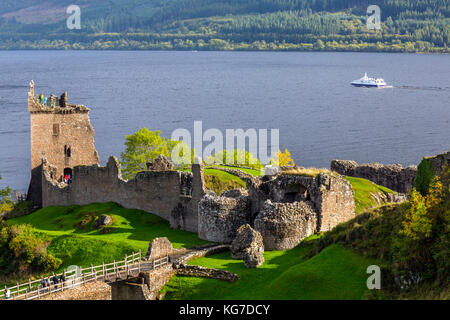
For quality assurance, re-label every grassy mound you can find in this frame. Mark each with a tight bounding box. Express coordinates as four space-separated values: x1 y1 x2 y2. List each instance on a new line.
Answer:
345 176 397 213
203 168 246 195
7 202 207 271
162 242 378 300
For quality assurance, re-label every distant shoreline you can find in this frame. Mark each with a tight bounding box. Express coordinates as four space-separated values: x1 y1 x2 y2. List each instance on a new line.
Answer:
0 48 448 54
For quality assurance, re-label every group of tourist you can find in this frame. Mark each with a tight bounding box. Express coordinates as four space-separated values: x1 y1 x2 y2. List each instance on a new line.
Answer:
38 93 48 105
38 92 67 108
2 272 68 300
41 273 66 293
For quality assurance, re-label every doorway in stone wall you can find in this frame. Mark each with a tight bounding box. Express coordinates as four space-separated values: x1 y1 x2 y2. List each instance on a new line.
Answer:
282 183 310 202
64 168 73 183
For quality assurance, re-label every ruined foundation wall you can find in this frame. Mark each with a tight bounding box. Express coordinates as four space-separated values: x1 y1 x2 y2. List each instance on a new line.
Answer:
42 156 199 229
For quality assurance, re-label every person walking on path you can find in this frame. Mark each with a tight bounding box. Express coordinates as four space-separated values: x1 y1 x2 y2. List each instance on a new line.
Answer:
41 277 46 293
52 273 59 290
59 272 66 289
46 276 51 292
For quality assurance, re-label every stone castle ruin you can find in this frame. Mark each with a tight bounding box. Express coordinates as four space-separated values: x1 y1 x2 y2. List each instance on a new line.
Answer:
27 81 100 207
27 82 356 250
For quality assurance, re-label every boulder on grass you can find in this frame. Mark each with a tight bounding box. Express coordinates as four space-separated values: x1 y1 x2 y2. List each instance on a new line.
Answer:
231 224 264 268
94 214 112 228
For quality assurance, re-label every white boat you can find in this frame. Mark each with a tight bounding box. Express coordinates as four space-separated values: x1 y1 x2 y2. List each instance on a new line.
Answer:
351 73 387 87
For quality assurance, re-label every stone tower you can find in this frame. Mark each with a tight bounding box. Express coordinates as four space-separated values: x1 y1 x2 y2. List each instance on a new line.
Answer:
27 80 100 207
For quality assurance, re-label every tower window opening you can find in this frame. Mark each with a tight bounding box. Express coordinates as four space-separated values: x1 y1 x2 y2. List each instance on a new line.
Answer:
64 145 72 157
52 124 59 136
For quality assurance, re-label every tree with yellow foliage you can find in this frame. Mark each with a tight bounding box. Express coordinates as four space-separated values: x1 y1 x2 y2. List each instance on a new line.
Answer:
269 149 295 167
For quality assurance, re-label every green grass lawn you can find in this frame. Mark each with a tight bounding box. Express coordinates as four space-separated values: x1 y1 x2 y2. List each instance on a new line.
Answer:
345 176 397 213
162 242 379 300
8 202 207 270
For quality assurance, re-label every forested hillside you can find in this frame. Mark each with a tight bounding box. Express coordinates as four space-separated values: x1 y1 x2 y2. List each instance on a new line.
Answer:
0 0 448 52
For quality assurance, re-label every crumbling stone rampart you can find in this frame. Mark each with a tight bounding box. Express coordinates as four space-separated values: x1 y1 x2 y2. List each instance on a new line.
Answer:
198 170 355 250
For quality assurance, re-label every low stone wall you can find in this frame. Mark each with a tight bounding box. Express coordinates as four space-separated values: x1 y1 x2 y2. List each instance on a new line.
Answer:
173 244 230 266
331 159 417 193
175 264 239 282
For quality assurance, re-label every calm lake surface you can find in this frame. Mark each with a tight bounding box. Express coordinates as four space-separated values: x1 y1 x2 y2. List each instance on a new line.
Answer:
0 51 449 192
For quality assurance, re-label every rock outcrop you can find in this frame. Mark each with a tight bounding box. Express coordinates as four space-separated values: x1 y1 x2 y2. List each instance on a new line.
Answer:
94 214 112 228
254 200 317 250
231 224 264 268
331 159 417 193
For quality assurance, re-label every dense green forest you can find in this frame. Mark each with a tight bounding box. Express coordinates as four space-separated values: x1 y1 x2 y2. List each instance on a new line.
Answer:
0 0 448 52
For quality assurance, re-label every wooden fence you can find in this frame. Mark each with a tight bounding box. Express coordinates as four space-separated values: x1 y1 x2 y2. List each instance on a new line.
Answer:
0 250 170 300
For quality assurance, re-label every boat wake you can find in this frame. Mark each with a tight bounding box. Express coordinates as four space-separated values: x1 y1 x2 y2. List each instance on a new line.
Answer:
395 85 449 91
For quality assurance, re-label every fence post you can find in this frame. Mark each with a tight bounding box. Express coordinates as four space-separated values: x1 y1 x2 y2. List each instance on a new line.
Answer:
138 258 141 274
153 259 155 269
28 278 32 291
63 269 66 291
124 254 127 276
102 262 105 279
139 249 141 262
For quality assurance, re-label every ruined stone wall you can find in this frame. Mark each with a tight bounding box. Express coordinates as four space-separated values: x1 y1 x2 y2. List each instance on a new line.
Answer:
42 156 200 230
314 174 356 232
197 171 355 249
198 194 251 243
331 160 417 193
254 200 317 250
